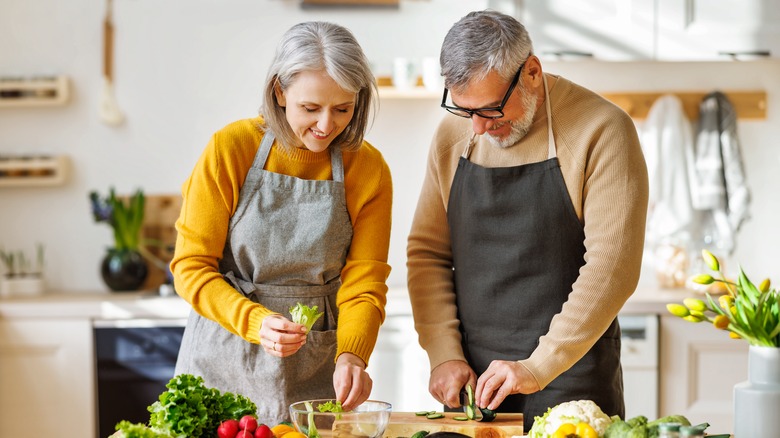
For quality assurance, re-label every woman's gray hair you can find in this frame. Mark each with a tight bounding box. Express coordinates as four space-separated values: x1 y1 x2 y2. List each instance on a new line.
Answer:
262 21 377 152
440 10 534 92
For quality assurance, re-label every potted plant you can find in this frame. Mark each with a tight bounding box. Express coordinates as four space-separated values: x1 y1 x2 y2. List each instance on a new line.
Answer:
0 243 45 296
667 250 780 436
89 187 149 291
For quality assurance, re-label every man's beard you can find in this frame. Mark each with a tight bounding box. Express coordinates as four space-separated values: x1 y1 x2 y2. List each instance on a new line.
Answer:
486 87 539 149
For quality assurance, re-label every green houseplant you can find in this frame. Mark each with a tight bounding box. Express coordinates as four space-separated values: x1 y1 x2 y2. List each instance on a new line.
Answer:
0 243 46 296
667 250 780 436
89 187 149 291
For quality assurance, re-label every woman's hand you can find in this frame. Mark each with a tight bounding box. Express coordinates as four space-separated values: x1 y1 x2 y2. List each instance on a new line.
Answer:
259 314 308 357
333 353 372 411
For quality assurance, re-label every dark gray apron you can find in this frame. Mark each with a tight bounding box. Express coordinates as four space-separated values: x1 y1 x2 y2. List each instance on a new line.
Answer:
175 132 353 425
446 76 623 432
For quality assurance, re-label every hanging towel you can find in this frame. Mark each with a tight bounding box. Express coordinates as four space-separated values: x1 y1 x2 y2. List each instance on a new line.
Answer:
639 94 697 248
692 91 751 254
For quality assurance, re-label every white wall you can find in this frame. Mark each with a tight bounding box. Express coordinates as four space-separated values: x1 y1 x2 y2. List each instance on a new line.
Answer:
2 0 779 292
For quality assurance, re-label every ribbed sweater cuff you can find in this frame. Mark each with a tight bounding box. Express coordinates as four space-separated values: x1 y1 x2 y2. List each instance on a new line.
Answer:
337 335 372 366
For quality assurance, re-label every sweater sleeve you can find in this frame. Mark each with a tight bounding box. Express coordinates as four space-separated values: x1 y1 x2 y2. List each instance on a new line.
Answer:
170 127 276 345
335 144 394 366
407 120 472 371
520 107 649 389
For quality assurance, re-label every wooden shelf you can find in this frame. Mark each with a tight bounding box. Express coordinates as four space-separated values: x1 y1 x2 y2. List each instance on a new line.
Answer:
378 86 440 99
602 90 767 120
0 155 70 187
0 76 70 107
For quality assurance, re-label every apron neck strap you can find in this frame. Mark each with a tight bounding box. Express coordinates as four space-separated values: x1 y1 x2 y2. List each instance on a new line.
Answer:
252 131 345 183
543 74 556 160
253 131 276 169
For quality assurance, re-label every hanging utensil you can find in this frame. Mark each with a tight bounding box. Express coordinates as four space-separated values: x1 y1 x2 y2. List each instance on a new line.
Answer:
99 0 124 126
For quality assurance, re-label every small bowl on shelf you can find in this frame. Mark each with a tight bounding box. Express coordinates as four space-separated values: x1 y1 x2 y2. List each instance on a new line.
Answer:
289 399 392 438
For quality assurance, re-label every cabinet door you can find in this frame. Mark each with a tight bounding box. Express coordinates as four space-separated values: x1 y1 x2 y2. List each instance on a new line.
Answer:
657 0 779 60
365 314 438 411
519 0 655 61
0 319 94 437
659 315 748 433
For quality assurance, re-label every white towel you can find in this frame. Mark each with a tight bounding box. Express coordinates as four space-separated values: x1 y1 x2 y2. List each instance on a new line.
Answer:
639 94 697 248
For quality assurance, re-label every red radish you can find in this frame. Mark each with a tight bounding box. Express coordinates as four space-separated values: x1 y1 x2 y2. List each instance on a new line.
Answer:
218 419 240 438
236 430 254 438
255 424 273 438
239 415 258 433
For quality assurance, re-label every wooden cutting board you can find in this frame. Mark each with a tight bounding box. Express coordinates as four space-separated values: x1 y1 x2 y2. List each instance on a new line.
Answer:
383 412 524 438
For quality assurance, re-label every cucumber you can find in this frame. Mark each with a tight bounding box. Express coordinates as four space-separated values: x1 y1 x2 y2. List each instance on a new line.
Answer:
411 431 430 438
477 408 496 423
415 411 433 416
453 416 469 421
425 412 445 419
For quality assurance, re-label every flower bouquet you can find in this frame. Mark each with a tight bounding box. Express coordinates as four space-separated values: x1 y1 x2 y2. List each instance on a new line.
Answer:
667 250 780 347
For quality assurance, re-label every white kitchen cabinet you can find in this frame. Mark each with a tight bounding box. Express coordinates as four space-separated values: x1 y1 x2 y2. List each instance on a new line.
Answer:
519 0 656 61
366 314 439 411
0 318 95 438
659 315 748 434
656 0 779 60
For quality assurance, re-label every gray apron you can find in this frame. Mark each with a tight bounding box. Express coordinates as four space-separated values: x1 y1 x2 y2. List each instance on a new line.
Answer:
175 131 353 425
446 76 623 432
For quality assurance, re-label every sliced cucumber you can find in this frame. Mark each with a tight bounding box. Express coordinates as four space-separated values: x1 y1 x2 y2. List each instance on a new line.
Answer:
425 412 445 419
415 411 433 416
477 408 496 423
410 431 430 438
453 416 469 421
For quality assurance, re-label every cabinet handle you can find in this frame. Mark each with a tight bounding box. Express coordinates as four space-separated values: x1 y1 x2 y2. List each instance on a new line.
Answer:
541 50 594 59
719 50 771 59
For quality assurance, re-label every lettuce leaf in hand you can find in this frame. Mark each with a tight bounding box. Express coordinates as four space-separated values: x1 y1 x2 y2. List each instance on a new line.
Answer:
290 303 324 332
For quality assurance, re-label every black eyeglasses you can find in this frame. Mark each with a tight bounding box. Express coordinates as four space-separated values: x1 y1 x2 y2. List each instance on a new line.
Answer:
440 62 525 119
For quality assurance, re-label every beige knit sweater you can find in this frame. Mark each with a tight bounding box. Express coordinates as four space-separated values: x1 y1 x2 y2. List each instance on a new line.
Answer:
406 74 649 389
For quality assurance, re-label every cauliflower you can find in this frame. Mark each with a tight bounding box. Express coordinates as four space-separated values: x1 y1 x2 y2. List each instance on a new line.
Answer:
528 400 613 438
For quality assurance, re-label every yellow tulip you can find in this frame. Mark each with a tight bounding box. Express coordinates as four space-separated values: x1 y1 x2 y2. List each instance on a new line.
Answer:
684 298 707 312
713 315 730 330
702 249 720 271
667 303 690 318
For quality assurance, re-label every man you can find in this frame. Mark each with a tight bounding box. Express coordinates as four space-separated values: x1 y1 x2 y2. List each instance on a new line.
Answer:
406 10 648 432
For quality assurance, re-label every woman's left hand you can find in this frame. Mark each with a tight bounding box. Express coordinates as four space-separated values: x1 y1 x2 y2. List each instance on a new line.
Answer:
333 353 372 411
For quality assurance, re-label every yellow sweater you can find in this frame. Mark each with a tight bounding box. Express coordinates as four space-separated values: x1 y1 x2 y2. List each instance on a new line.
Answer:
407 74 649 389
171 117 393 365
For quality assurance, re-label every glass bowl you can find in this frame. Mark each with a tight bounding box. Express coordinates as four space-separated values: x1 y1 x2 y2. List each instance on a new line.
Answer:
289 399 392 438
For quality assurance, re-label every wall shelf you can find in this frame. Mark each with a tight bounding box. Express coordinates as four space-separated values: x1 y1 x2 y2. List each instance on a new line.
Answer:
0 76 70 107
0 155 70 187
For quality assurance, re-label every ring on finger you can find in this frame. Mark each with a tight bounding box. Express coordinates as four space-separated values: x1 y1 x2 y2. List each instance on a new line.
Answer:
273 341 277 351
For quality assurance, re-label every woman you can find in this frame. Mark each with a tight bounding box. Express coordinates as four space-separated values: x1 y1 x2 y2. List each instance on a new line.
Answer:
171 21 392 425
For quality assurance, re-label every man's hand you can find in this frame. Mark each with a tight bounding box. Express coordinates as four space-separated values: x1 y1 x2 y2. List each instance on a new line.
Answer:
333 353 372 411
475 360 541 410
429 360 477 409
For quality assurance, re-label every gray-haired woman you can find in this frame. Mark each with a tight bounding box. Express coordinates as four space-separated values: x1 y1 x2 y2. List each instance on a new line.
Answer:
172 21 392 425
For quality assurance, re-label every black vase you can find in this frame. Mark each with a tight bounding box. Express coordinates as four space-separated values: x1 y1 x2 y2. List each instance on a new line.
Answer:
101 249 148 291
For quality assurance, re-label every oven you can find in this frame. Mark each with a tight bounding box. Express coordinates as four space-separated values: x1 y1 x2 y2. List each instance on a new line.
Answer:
619 314 660 420
93 318 187 438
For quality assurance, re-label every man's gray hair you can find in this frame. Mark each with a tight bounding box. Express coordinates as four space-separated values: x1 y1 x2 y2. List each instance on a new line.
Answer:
440 10 534 92
262 21 377 152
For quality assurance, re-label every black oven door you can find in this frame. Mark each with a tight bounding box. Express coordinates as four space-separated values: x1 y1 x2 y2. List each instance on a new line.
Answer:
93 319 186 438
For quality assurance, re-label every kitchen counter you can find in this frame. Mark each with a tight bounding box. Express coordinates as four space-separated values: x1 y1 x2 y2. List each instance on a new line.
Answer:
0 284 694 320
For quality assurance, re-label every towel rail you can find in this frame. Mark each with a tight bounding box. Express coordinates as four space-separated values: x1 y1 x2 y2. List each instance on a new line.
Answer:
602 91 766 120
